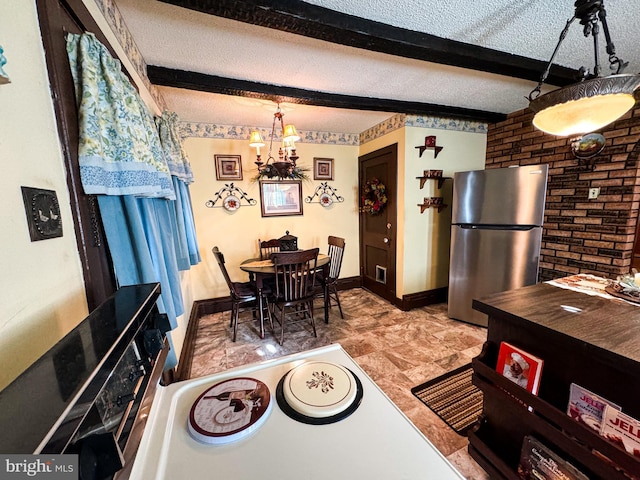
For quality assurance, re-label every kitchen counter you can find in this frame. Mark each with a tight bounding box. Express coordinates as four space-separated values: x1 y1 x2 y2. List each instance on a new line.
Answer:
473 282 640 365
130 344 465 480
469 281 640 479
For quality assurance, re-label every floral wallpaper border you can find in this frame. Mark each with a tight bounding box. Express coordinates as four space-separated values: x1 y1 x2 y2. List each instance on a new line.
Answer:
359 113 488 144
178 123 360 146
91 0 488 146
180 114 487 145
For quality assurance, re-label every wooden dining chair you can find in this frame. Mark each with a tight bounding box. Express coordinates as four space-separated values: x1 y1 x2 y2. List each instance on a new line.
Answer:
268 248 319 345
258 238 280 260
315 235 346 319
212 246 270 341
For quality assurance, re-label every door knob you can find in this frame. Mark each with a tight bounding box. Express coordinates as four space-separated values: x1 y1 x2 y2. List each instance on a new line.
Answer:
383 237 389 244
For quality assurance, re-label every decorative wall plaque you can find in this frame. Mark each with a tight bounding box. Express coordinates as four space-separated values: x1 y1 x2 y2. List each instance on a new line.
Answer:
21 187 63 241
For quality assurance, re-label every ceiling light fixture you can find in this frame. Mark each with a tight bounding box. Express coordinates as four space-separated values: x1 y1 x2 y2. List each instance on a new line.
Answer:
528 0 640 137
250 104 307 180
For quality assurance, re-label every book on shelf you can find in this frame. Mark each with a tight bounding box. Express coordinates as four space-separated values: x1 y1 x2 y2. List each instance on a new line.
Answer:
517 435 589 480
496 341 544 395
600 404 640 459
567 383 621 431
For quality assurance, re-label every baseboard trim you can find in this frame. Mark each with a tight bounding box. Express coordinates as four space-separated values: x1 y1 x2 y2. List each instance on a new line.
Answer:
194 296 233 316
336 276 361 290
398 287 448 311
175 302 201 381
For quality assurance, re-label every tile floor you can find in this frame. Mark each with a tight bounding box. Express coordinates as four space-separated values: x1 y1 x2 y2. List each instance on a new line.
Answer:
187 288 490 480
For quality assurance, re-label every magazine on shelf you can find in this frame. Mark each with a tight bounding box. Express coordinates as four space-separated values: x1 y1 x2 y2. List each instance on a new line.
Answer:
600 405 640 459
567 383 621 431
496 342 544 395
517 435 589 480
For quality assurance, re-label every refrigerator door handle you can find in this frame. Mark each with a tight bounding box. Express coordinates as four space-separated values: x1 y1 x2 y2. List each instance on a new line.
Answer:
457 224 538 231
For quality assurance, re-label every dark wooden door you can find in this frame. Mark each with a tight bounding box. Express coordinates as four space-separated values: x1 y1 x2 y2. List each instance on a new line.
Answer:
359 144 397 303
37 0 116 310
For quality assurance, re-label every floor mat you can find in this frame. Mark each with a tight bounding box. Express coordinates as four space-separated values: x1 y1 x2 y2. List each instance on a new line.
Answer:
411 363 483 436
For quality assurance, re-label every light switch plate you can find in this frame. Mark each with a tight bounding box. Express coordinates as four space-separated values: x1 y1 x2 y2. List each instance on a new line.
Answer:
588 187 600 199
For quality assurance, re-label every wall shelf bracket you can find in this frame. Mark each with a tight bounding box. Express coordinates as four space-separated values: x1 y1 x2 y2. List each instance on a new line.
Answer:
418 198 447 213
415 135 443 158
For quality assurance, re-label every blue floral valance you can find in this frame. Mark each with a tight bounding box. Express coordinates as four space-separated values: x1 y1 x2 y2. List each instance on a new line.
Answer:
66 32 174 199
156 111 194 184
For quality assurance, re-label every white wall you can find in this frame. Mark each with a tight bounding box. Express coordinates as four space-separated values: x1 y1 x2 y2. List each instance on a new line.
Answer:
359 124 486 298
186 137 361 301
402 126 486 294
0 1 89 389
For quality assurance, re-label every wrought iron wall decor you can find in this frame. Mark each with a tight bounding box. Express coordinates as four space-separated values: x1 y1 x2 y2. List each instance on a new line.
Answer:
415 135 443 158
205 183 256 211
304 182 344 207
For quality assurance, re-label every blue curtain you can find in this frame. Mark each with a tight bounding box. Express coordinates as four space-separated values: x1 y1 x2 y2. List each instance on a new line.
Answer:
173 177 201 266
98 196 185 369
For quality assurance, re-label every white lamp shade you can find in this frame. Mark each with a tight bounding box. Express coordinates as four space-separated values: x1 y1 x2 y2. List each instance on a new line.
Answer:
249 131 265 147
283 124 300 142
529 74 640 137
532 93 636 137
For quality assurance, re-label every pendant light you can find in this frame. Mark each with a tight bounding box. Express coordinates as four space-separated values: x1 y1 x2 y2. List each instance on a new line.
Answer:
528 0 640 137
250 104 305 179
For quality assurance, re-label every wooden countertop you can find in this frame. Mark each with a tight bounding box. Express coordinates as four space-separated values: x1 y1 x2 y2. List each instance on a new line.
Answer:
472 282 640 365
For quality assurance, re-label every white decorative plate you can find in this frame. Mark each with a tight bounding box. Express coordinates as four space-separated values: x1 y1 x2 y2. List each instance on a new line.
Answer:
319 193 333 207
223 195 240 211
282 361 357 418
188 377 272 444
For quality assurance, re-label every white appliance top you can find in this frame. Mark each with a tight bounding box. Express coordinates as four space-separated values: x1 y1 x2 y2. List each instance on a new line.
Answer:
130 344 464 480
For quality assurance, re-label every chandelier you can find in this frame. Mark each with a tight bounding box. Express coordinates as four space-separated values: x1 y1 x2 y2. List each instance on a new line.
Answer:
249 104 307 180
528 0 640 137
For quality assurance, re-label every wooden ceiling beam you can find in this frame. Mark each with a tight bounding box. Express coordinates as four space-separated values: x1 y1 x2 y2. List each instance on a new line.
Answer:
159 0 578 87
147 66 507 123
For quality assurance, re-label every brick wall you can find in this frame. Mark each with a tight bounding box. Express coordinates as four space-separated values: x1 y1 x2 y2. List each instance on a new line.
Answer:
486 105 640 281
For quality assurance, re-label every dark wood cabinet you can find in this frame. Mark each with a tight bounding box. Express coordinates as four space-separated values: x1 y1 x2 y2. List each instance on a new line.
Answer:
0 284 169 479
468 283 640 479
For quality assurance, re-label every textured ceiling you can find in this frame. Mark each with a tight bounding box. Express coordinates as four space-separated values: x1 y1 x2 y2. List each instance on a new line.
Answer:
115 0 640 134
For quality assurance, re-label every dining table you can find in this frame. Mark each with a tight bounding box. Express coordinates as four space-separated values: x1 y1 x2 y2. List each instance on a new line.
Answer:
240 253 331 338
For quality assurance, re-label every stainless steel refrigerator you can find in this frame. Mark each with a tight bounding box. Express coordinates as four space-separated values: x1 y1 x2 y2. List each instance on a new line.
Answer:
448 165 548 326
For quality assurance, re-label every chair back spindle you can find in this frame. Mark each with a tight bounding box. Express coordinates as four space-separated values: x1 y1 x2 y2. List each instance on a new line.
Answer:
259 238 281 260
327 235 345 282
212 247 236 295
315 236 346 319
269 248 319 344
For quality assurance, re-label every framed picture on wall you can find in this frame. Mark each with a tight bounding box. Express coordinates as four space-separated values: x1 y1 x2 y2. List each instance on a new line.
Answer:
214 154 243 180
313 157 334 180
259 180 303 217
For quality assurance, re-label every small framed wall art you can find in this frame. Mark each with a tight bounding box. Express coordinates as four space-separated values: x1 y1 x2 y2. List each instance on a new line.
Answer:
259 180 303 217
214 154 243 181
313 157 334 181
